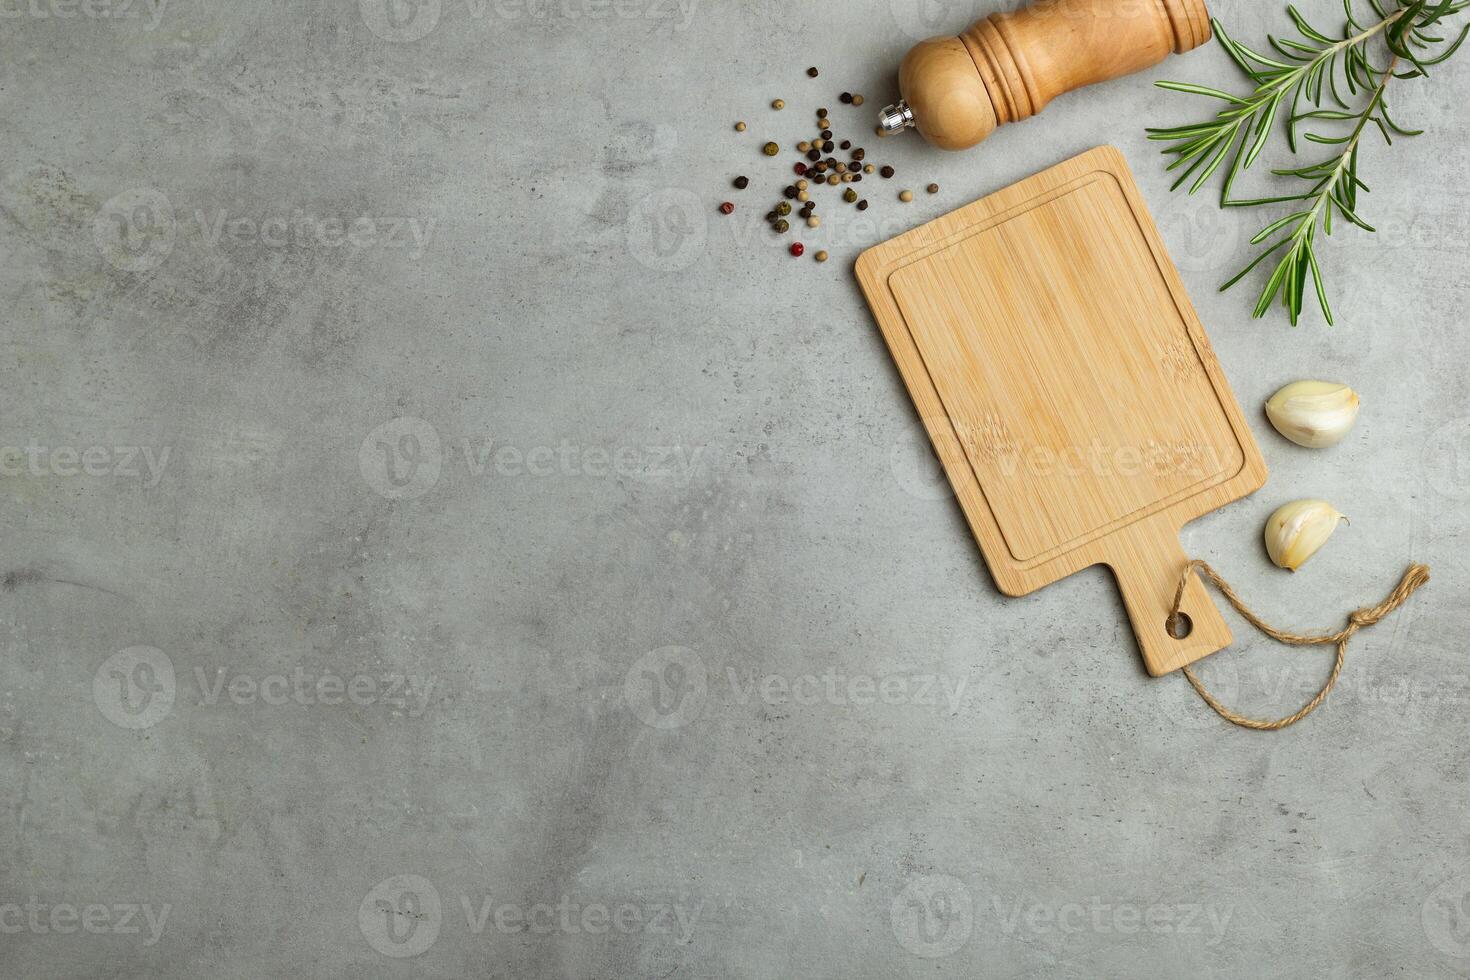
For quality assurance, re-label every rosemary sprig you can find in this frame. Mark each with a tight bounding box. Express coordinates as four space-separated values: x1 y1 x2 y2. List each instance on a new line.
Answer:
1148 0 1469 325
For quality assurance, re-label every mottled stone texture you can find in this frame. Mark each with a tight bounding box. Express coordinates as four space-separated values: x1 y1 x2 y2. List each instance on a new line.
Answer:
1 0 1468 976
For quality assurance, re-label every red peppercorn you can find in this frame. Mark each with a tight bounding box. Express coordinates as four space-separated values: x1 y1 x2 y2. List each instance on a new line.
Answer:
789 242 804 257
719 201 734 215
793 162 807 176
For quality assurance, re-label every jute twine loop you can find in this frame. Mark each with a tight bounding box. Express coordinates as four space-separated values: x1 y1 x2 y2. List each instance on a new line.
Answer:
1167 560 1431 731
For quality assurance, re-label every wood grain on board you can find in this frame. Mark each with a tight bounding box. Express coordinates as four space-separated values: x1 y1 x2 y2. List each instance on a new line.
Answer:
856 146 1267 676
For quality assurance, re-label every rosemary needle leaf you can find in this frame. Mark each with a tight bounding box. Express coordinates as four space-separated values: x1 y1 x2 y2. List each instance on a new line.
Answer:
1149 0 1467 323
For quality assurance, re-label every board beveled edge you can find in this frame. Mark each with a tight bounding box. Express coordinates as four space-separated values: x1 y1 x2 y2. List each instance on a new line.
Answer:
854 145 1267 601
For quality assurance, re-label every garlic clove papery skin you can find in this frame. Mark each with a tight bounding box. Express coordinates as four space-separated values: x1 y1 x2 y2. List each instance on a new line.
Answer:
1265 380 1360 448
1264 499 1347 571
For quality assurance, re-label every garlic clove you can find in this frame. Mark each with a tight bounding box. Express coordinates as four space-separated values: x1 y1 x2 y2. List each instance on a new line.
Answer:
1264 499 1347 571
1265 380 1360 448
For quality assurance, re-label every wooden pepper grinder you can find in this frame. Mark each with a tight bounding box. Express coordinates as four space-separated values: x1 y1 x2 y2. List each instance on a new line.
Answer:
879 0 1212 149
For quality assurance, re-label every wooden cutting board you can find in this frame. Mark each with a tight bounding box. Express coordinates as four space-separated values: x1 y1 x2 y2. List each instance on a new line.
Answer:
856 145 1267 676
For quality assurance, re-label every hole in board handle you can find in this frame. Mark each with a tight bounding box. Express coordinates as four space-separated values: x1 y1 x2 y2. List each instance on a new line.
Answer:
1167 611 1193 640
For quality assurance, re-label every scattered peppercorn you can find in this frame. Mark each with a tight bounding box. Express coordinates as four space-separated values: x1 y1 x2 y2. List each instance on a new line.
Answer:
814 250 828 262
843 188 858 203
880 165 894 178
817 107 829 116
826 174 840 185
852 94 864 106
735 121 747 132
875 126 887 138
776 201 791 215
852 148 865 161
763 141 779 156
783 186 797 200
772 98 785 110
797 140 811 152
899 189 914 202
807 216 820 228
719 201 734 214
797 190 809 202
840 92 852 103
821 129 832 140
806 149 821 162
807 67 819 77
927 183 939 194
774 219 789 233
794 164 808 178
790 242 804 256
863 164 874 174
856 200 868 211
839 140 851 150
733 176 749 189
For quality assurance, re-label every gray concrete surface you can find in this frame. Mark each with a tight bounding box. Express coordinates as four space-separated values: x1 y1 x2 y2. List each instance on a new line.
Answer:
2 0 1469 976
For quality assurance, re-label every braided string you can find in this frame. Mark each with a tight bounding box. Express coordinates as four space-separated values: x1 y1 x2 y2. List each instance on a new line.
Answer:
1167 560 1431 731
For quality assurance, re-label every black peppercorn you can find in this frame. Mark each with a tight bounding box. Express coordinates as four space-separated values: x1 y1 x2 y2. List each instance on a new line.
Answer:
734 176 749 189
880 165 894 178
817 106 828 116
840 140 851 150
839 92 852 103
856 199 868 211
807 66 819 77
852 148 865 161
784 185 798 199
775 201 792 215
773 218 789 233
806 149 821 162
821 129 832 141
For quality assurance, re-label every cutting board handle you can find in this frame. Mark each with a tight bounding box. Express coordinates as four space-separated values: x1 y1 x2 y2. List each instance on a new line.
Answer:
1107 517 1231 676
